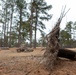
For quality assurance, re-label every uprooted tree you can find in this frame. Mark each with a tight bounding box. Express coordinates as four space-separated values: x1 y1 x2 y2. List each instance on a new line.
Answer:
43 7 71 70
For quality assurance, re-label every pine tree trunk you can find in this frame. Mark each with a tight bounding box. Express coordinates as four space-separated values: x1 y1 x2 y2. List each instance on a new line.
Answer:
4 6 7 47
30 0 33 48
34 8 38 48
18 9 22 47
30 23 32 48
9 5 14 47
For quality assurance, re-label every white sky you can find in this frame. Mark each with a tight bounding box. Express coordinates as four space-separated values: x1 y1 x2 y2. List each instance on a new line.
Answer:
0 0 76 39
44 0 76 33
37 0 76 39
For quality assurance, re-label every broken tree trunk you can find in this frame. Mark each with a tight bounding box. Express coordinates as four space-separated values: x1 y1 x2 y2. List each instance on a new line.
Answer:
58 48 76 60
43 7 70 70
43 23 60 70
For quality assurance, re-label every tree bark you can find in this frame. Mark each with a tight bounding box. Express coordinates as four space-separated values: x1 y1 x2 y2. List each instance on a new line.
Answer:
9 5 14 47
58 48 76 60
18 9 22 46
30 0 33 48
4 5 7 47
41 7 70 71
43 24 60 70
34 8 38 48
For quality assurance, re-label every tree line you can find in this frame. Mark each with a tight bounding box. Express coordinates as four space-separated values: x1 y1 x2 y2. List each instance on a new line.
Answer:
60 21 76 48
0 0 52 48
0 0 76 48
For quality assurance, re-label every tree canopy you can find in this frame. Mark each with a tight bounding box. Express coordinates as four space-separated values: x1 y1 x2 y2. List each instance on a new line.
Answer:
0 0 52 47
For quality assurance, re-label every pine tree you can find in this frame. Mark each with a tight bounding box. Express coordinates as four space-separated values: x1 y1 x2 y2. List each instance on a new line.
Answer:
31 0 52 48
15 0 27 46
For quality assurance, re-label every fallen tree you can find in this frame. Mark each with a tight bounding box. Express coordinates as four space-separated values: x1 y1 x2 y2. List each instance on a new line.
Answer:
58 48 76 60
43 6 71 70
16 44 33 52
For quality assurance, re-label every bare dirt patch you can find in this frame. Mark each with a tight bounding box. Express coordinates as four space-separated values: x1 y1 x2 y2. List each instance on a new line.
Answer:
0 47 76 75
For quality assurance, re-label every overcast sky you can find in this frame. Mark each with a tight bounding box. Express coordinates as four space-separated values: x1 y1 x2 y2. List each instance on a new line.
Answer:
44 0 76 33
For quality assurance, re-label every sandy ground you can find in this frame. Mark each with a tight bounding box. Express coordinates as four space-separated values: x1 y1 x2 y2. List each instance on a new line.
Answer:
0 47 76 75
